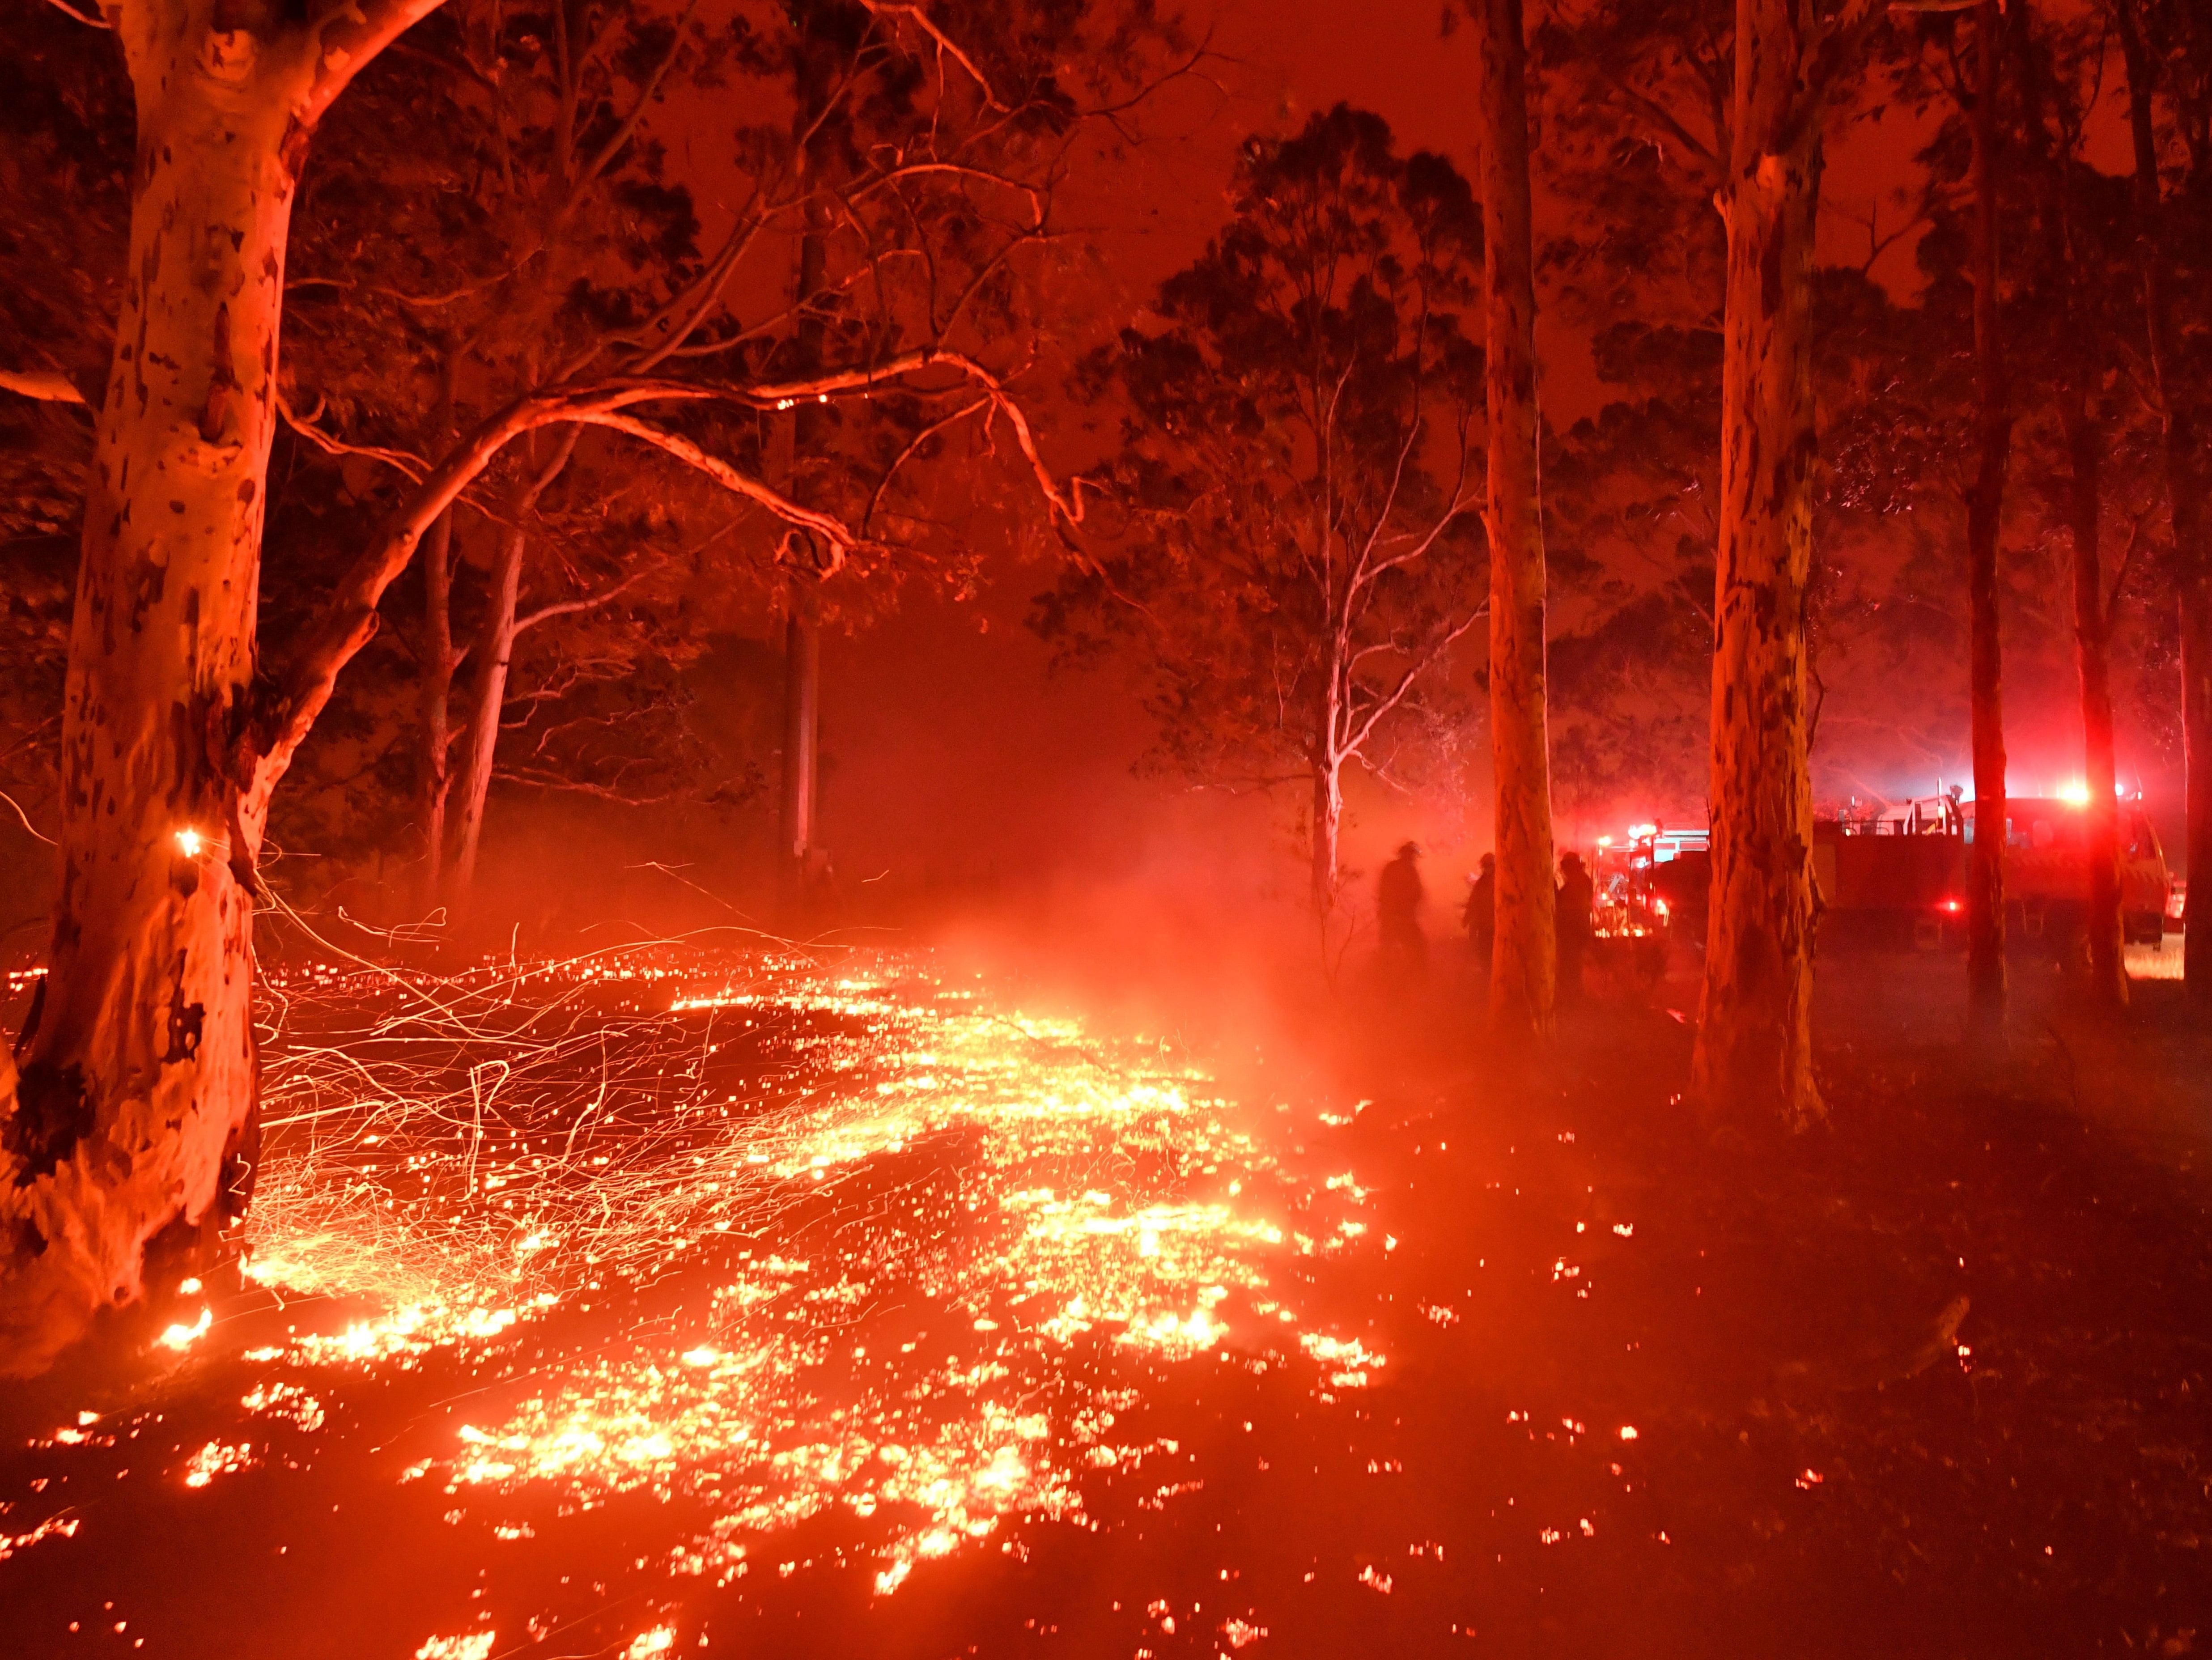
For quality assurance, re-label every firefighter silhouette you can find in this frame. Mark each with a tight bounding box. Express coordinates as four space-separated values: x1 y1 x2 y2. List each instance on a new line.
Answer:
1378 841 1428 977
1557 851 1595 1006
1464 853 1497 970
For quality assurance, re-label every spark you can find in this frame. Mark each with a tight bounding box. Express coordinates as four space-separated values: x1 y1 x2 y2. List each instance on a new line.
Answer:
185 943 1381 1599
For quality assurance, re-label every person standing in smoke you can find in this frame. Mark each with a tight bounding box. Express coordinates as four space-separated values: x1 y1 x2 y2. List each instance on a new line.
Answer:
1378 841 1428 979
1556 850 1595 1007
1464 853 1497 972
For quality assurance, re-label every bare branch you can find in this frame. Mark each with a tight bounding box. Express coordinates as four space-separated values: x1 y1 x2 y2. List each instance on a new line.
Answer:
304 0 454 126
1594 64 1723 184
258 348 1081 790
0 369 88 405
576 0 705 191
0 788 58 847
1791 0 1977 156
863 395 991 535
1342 606 1487 759
279 389 429 482
855 0 1008 111
514 566 655 634
612 191 769 373
0 368 89 404
2107 504 2154 616
36 0 108 26
566 411 866 564
494 764 679 805
853 162 1048 229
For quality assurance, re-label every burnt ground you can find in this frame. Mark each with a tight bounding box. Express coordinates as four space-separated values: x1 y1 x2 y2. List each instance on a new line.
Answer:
1 939 2208 1660
1280 942 2212 1659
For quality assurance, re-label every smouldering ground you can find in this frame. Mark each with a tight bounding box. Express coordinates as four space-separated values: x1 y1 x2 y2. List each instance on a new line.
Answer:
0 947 1481 1658
5 941 2212 1659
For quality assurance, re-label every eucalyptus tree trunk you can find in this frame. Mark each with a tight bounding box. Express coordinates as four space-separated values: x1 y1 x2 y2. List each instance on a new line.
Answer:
1311 754 1344 920
2185 587 2212 997
778 216 831 922
2115 0 2212 1002
1963 0 2011 1034
0 0 440 1376
418 509 459 906
442 427 578 909
2059 386 2127 1006
1478 0 1557 1040
778 596 821 875
448 522 525 901
1693 0 1827 1124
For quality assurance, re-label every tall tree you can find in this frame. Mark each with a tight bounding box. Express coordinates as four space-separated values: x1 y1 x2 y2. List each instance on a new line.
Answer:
2113 0 2212 1002
2014 4 2131 1006
1034 107 1486 919
0 0 451 1376
1963 0 2013 1032
1694 0 1880 1123
1477 0 1558 1036
777 8 839 922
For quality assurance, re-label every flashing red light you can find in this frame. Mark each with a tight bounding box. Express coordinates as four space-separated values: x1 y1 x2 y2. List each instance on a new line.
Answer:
1941 900 1962 913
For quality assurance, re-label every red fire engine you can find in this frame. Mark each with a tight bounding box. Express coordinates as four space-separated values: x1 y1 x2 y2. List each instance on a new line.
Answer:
1812 789 2170 952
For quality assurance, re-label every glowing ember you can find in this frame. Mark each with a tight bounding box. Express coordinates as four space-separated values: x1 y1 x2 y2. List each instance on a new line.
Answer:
184 946 1383 1601
0 1512 82 1563
182 1440 257 1488
154 1306 212 1352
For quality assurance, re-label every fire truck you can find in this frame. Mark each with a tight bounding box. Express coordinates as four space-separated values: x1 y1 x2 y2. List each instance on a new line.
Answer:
1591 824 1711 973
1811 790 2170 952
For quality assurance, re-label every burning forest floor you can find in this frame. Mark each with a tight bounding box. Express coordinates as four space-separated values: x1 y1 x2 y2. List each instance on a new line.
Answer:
3 936 2210 1659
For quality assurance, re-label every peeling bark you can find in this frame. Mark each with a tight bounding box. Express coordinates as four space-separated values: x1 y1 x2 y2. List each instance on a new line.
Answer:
0 18 299 1369
0 0 446 1376
1479 0 1557 1040
1693 0 1827 1125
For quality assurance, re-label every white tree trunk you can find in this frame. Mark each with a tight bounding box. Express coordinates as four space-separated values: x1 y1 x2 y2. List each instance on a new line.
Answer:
1311 754 1343 918
0 19 307 1371
0 0 446 1375
448 526 524 902
418 510 458 907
